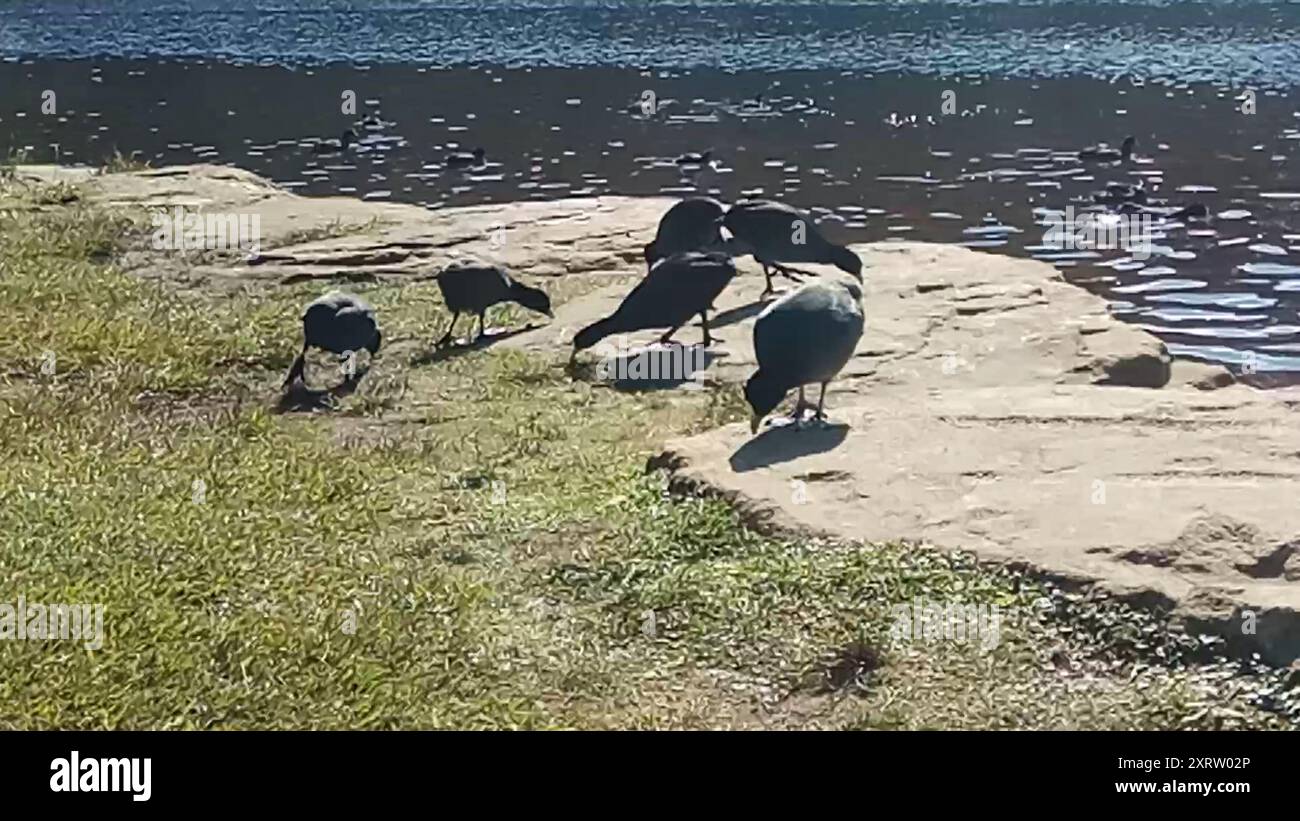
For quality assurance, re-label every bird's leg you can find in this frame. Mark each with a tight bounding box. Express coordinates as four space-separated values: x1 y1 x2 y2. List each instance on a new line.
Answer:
760 262 776 297
659 325 683 346
815 382 829 422
474 311 487 342
771 263 813 282
699 310 715 347
436 312 460 347
789 386 810 424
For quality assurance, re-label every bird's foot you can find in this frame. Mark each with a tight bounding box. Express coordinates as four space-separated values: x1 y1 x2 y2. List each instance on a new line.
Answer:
772 264 812 282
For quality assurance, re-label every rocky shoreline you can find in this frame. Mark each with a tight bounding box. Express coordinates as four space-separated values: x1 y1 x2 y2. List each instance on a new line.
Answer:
16 162 1300 666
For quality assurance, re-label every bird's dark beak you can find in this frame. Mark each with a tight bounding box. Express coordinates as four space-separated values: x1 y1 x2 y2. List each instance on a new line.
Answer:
545 309 554 319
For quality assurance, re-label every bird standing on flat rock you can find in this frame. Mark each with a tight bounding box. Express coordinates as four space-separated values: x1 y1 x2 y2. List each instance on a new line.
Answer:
745 278 864 433
722 199 863 296
572 251 736 357
435 261 552 346
283 291 381 388
643 197 727 272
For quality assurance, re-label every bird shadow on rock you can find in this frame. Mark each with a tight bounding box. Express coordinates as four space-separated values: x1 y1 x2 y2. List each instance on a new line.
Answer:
711 298 771 330
568 343 725 392
411 323 543 366
274 368 369 413
728 421 850 473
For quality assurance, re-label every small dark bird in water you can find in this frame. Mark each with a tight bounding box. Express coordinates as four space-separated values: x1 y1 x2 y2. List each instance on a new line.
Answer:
312 129 357 155
446 147 486 168
572 251 736 357
283 291 381 388
723 199 863 296
643 197 727 272
358 110 386 130
435 261 552 346
676 149 713 166
1093 179 1146 205
1168 202 1209 221
745 278 864 434
1078 135 1136 162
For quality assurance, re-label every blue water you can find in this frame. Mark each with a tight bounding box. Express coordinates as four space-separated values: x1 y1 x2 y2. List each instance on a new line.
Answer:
4 2 1300 377
3 1 1300 87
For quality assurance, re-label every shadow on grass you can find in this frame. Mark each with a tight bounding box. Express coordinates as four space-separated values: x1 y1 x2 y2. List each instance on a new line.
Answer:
274 367 370 413
568 342 726 392
411 322 543 366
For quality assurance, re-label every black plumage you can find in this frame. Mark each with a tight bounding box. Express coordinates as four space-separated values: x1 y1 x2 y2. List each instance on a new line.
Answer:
643 197 727 272
312 129 356 155
1079 135 1136 162
435 261 552 345
572 251 736 355
722 199 863 295
446 147 486 168
744 279 864 433
283 291 381 387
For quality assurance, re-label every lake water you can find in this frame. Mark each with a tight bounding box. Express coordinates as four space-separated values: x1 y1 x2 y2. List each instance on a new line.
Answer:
2 1 1299 378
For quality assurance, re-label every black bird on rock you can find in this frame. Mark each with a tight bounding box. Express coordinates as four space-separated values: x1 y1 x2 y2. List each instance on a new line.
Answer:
572 251 736 357
435 261 552 346
643 197 727 272
722 199 863 296
283 291 381 388
745 278 864 434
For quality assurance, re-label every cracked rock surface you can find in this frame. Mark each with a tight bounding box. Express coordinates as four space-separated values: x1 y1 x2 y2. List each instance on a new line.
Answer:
29 163 1300 664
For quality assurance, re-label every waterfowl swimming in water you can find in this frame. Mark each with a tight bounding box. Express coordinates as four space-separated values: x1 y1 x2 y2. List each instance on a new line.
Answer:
675 149 713 166
643 197 727 272
722 199 863 296
1093 179 1147 205
435 261 552 346
572 251 736 357
358 110 386 130
283 291 381 388
1078 135 1136 162
1169 202 1209 221
311 129 357 155
745 278 864 433
446 147 486 168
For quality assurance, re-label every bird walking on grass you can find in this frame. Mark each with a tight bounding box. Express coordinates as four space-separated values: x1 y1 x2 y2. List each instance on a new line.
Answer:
283 291 381 388
745 278 864 434
722 199 863 296
572 251 736 358
643 197 727 272
435 261 552 346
